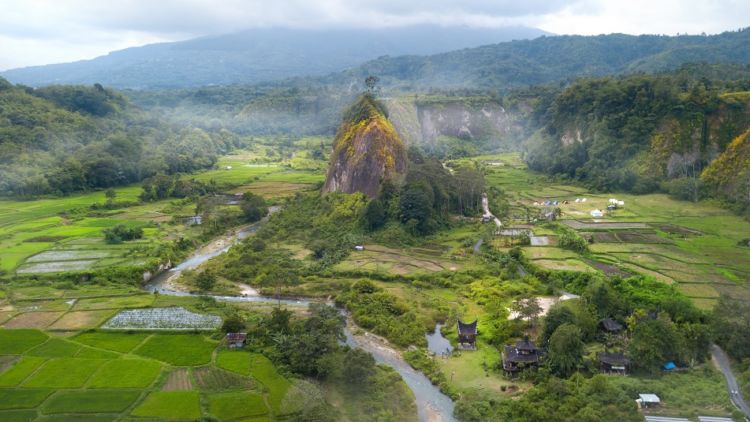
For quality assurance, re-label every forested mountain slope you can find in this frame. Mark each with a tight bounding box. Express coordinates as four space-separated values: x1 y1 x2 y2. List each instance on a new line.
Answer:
522 65 750 214
0 77 240 196
320 28 750 91
1 25 547 89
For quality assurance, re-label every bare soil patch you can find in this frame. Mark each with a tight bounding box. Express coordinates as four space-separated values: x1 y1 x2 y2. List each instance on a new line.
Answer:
583 259 631 277
163 369 192 391
48 310 113 330
655 224 702 237
0 356 19 372
4 311 64 328
563 220 649 230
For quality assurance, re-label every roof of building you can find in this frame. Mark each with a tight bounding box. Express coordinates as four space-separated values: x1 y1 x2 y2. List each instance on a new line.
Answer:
225 332 247 342
597 351 630 366
639 394 660 403
458 320 478 335
516 336 537 351
503 345 542 363
599 318 623 332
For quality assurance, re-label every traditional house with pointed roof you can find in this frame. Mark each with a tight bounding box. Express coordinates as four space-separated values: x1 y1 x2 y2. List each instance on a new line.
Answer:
225 332 247 348
502 336 543 373
457 320 478 350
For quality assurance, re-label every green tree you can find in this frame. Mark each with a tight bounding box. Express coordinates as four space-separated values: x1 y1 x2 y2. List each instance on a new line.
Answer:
342 348 376 389
196 270 217 291
221 315 245 333
547 323 584 377
361 199 386 231
104 188 116 205
241 192 268 222
629 317 680 372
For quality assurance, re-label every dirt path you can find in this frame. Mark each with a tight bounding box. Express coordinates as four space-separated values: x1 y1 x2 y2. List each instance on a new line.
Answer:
482 192 502 228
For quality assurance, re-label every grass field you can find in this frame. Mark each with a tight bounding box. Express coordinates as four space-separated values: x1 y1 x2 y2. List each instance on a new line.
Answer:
130 391 202 420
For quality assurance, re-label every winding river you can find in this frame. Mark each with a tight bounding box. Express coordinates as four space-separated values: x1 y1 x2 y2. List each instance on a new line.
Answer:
142 212 456 422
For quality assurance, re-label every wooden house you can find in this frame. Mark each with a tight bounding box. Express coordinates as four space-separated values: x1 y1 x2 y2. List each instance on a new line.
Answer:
502 336 543 373
597 351 629 374
457 320 478 350
225 332 247 348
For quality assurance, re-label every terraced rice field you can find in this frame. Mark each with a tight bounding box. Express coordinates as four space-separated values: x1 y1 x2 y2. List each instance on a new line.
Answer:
0 328 293 420
476 152 750 308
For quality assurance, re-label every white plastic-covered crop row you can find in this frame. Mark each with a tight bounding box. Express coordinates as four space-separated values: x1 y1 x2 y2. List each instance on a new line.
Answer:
102 307 222 330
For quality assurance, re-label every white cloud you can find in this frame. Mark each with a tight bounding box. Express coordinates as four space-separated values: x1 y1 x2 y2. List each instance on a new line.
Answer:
0 0 747 70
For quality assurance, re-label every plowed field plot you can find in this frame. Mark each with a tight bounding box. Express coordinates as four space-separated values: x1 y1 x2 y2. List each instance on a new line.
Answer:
194 366 255 391
4 312 64 329
48 310 113 330
333 244 458 275
563 220 649 230
26 250 114 262
16 260 96 274
163 369 192 391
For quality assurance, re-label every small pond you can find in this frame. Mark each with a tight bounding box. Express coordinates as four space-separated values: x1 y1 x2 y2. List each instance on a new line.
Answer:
426 323 453 356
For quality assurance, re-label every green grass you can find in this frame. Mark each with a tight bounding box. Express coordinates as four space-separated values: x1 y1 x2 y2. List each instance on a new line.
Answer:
0 409 37 422
609 367 735 417
0 357 46 387
87 359 162 388
73 331 149 353
208 391 268 419
41 390 140 414
27 338 82 357
130 391 201 420
0 330 48 354
0 389 53 410
133 334 216 366
22 358 105 388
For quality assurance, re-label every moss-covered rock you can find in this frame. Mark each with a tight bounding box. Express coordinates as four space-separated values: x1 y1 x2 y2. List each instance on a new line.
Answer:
323 94 407 198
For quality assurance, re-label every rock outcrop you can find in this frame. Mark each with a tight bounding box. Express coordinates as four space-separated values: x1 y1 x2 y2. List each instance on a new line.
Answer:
323 94 407 198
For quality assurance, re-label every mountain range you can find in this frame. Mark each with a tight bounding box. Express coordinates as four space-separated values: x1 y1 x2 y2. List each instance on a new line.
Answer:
0 25 547 89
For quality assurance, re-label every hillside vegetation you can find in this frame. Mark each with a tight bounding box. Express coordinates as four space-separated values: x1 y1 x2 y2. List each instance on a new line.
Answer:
0 78 240 196
522 66 750 214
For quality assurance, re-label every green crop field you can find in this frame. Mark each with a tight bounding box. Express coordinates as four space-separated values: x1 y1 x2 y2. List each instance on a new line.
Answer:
87 359 162 388
133 334 217 366
73 332 150 353
208 391 269 419
41 390 140 414
130 391 202 420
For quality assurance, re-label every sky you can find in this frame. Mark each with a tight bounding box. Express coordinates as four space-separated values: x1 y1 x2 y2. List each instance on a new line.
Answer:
1 0 749 71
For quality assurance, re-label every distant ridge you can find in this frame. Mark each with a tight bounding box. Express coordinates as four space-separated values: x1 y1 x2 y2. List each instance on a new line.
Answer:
0 25 548 89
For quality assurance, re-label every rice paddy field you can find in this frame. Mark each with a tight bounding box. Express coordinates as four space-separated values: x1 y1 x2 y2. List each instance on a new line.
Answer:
472 153 750 309
0 150 326 276
0 328 291 421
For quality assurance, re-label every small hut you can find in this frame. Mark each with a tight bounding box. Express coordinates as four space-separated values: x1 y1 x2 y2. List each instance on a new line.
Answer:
457 320 478 350
225 332 247 348
502 336 543 373
597 351 629 374
598 318 623 333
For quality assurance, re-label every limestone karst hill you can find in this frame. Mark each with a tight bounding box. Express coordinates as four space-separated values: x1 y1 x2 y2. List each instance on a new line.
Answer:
323 94 407 198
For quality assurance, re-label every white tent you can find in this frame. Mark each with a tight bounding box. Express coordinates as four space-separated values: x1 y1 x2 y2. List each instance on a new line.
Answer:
590 209 604 218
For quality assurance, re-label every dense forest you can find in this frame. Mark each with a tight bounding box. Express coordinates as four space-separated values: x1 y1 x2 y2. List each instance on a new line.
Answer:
0 78 242 196
522 64 750 214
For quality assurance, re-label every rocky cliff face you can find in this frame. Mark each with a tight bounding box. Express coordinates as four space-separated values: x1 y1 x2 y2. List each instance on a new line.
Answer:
323 95 407 198
385 97 529 154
